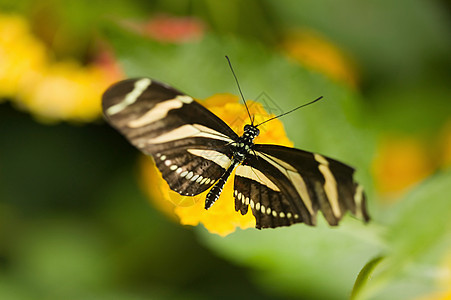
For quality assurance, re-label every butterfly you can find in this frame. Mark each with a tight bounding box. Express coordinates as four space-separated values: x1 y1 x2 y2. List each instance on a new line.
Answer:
102 74 369 229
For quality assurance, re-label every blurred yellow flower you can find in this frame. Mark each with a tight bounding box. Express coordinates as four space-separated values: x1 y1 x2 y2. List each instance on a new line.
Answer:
0 14 47 99
0 13 121 122
141 93 293 236
282 29 358 88
19 61 114 123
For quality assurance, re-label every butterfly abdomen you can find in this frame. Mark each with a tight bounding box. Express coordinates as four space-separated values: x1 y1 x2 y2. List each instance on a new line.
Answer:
205 160 240 209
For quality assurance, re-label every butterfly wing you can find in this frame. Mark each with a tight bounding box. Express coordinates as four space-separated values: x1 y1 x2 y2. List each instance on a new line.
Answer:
234 144 369 229
102 78 238 196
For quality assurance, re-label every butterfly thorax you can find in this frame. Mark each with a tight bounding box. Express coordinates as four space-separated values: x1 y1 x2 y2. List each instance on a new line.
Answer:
231 124 260 162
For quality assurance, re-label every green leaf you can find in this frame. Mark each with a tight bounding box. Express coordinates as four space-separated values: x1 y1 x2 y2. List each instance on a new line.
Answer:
199 220 385 300
362 168 451 299
351 256 384 300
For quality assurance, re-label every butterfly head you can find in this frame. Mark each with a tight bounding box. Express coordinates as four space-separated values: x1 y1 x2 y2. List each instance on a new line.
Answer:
243 124 260 141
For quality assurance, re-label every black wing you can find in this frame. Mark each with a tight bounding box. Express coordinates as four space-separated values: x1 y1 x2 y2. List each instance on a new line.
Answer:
234 144 369 229
102 78 238 196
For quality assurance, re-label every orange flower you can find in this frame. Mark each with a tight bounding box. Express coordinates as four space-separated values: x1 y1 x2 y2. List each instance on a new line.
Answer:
141 93 293 236
372 136 434 199
281 29 358 88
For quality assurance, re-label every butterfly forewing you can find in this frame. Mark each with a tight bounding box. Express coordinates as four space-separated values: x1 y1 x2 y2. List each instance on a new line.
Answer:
102 78 237 196
102 78 238 153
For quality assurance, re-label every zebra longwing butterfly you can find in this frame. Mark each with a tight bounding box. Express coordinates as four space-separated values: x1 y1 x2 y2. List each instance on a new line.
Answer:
102 77 369 229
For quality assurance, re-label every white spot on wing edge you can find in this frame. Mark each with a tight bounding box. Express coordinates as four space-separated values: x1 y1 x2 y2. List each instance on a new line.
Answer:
106 78 151 115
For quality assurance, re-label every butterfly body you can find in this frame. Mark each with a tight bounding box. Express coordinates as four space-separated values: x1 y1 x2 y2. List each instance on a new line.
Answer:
102 78 369 229
205 124 260 209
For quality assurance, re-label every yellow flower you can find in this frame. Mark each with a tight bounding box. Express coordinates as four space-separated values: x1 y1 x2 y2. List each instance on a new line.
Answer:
0 13 120 122
0 14 47 98
281 29 358 88
141 93 293 236
19 60 114 123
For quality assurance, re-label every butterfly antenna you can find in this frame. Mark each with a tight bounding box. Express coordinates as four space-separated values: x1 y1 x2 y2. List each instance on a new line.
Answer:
225 56 253 125
255 96 323 128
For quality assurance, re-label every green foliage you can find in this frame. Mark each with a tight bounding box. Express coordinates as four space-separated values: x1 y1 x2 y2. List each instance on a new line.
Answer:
105 22 450 299
1 0 450 299
351 256 384 300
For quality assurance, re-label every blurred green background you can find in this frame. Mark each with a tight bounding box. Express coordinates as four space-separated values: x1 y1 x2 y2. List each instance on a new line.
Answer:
0 0 450 299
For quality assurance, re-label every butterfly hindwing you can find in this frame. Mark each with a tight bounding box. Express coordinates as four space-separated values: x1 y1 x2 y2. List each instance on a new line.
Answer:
234 153 317 229
234 163 306 229
102 78 237 196
154 145 233 196
233 145 369 228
